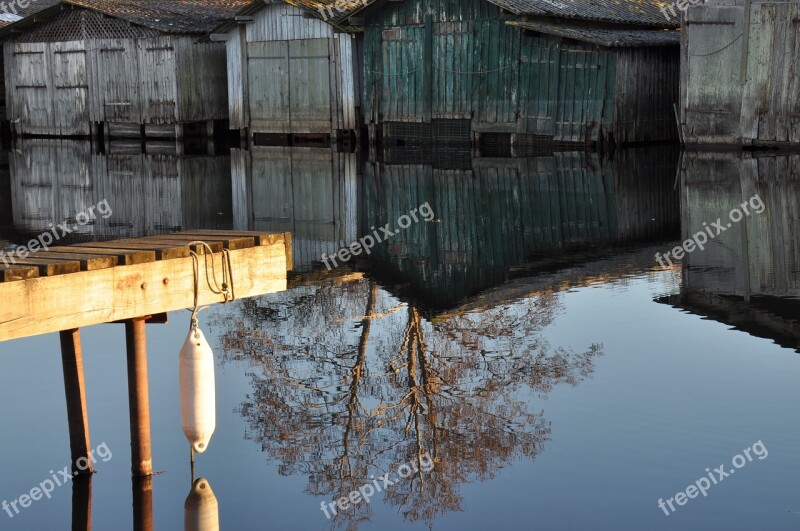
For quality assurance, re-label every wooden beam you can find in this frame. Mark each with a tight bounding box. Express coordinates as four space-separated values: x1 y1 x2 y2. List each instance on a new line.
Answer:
126 318 152 477
0 264 39 282
48 246 156 266
60 329 94 475
0 239 289 342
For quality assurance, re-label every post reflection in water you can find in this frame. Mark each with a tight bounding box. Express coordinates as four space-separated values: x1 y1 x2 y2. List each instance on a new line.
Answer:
71 475 92 531
132 476 153 531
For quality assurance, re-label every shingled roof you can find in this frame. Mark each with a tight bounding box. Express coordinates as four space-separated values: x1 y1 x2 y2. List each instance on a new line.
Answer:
0 0 251 35
508 20 680 46
490 0 678 28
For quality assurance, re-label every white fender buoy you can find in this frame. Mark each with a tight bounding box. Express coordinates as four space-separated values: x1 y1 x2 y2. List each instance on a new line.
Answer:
184 477 219 531
180 327 216 453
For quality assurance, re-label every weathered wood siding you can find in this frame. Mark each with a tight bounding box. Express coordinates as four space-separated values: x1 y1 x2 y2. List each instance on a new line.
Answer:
9 139 232 237
682 1 800 146
363 0 678 143
231 147 357 271
225 3 358 135
4 12 230 136
613 47 680 144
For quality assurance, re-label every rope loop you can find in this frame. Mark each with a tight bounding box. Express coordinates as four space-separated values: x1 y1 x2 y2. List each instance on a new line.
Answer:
186 241 237 333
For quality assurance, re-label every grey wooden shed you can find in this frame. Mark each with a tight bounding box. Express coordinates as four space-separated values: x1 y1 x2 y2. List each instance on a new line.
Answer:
0 0 248 139
206 0 362 144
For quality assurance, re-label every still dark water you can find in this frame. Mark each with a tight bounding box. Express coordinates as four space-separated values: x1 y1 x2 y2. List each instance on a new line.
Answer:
0 140 798 530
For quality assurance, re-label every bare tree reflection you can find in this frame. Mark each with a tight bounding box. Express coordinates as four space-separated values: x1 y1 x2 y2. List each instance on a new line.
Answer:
218 278 602 528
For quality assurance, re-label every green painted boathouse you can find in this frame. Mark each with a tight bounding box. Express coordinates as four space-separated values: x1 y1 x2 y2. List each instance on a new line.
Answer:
352 0 680 146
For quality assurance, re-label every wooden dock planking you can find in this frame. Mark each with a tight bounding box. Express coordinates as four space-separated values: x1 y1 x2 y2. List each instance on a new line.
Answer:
172 232 256 251
0 264 40 282
0 232 291 342
32 251 118 271
51 246 157 266
72 241 191 261
11 257 82 276
177 230 293 269
119 237 224 255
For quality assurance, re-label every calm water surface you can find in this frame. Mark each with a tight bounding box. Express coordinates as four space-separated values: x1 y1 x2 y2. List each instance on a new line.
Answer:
0 141 798 530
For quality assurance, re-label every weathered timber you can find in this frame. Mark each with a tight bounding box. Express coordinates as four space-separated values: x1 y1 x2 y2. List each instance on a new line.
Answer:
48 246 157 266
31 251 118 271
11 257 82 276
0 232 290 341
72 241 191 261
0 265 40 282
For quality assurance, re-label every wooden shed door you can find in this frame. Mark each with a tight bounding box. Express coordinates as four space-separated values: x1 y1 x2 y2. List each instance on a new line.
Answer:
379 27 424 122
520 37 560 136
248 41 291 133
50 42 90 136
10 43 52 135
96 41 137 123
248 39 334 134
288 39 333 132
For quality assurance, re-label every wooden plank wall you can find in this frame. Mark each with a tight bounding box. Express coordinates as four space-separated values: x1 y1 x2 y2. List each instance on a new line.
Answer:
230 147 358 271
682 1 800 146
613 47 680 144
363 0 679 144
4 34 229 136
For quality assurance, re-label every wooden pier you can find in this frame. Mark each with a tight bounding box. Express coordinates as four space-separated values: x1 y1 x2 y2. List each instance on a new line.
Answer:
0 230 291 482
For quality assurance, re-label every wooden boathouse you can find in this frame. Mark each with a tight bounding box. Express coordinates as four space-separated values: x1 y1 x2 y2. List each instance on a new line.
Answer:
680 0 800 147
0 0 249 139
206 0 362 146
352 0 680 147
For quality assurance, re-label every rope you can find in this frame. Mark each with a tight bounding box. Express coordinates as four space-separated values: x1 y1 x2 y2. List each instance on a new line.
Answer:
187 241 235 336
689 33 743 57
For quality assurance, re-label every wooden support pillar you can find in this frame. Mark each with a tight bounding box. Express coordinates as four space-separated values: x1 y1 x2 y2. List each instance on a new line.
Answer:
71 474 93 531
125 318 153 476
60 329 94 475
132 476 154 531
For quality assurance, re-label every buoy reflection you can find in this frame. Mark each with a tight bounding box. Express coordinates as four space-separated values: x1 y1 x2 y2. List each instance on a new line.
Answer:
184 477 219 531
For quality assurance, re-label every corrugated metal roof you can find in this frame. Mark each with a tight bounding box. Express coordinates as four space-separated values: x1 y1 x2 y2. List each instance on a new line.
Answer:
508 20 680 46
490 0 679 28
0 0 251 34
